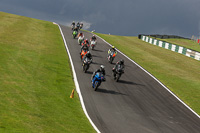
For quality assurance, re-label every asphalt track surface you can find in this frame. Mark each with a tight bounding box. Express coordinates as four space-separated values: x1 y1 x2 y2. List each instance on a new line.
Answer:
60 25 200 133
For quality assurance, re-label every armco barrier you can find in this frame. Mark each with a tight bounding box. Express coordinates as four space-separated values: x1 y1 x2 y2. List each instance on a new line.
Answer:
138 34 190 40
140 35 200 61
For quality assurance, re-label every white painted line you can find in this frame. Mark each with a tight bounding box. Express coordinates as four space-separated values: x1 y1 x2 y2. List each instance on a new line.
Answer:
57 24 101 133
95 34 200 119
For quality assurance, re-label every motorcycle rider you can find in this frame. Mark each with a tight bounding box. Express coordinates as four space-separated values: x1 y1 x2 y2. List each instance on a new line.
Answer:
90 35 97 41
108 46 117 54
80 22 83 29
76 22 80 29
71 21 75 30
80 43 89 52
82 39 90 47
108 46 117 62
72 27 78 39
82 51 93 62
91 65 106 83
80 43 89 59
72 21 75 26
112 59 125 79
72 27 78 35
73 27 78 32
78 32 84 38
78 32 84 45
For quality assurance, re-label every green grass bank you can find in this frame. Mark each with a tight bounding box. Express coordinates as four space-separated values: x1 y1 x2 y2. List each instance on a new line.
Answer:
0 11 95 133
95 33 200 115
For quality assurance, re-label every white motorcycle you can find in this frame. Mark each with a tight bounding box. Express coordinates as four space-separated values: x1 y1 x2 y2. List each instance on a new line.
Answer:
78 36 84 45
90 40 97 50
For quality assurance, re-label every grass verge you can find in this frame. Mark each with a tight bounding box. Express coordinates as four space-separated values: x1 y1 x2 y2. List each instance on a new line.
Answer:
95 33 200 115
0 11 95 133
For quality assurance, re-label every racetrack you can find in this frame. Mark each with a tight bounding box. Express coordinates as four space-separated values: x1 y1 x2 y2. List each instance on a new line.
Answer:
59 25 200 133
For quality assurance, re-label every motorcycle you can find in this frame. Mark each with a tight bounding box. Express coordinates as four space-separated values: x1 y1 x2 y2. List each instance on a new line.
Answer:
113 66 124 82
108 51 116 64
80 24 83 29
82 57 92 73
72 30 78 39
71 25 75 30
90 40 97 50
76 24 80 30
78 36 84 45
80 50 88 60
92 72 105 91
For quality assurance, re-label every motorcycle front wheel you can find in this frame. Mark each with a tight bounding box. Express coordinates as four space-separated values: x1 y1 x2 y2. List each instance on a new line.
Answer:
83 64 88 73
110 57 113 64
116 74 120 82
94 81 99 91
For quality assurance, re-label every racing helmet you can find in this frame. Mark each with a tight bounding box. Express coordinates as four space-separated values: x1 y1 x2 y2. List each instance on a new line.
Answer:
112 46 115 49
120 59 124 64
100 65 105 70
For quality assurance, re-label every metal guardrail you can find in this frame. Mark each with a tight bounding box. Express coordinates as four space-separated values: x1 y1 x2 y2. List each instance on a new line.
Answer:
140 35 200 61
138 34 191 40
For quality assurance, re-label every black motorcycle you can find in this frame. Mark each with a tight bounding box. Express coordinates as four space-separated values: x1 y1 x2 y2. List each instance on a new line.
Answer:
82 57 92 73
113 66 124 82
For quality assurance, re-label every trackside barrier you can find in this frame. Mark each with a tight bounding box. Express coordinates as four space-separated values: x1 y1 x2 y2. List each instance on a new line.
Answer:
56 23 101 133
94 33 200 119
141 35 200 61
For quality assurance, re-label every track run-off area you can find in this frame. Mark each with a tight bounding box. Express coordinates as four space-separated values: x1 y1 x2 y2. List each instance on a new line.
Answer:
58 25 200 133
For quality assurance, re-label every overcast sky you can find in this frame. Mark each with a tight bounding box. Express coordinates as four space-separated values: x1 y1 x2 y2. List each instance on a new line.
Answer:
0 0 200 37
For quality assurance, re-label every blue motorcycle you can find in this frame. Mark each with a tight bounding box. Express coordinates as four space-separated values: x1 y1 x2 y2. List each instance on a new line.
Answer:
92 72 105 91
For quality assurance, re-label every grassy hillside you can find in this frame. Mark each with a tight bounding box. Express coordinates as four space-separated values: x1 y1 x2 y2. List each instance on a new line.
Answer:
0 11 95 133
95 33 200 115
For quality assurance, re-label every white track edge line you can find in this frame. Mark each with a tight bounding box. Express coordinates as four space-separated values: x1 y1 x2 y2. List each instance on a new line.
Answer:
94 34 200 119
57 24 101 133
